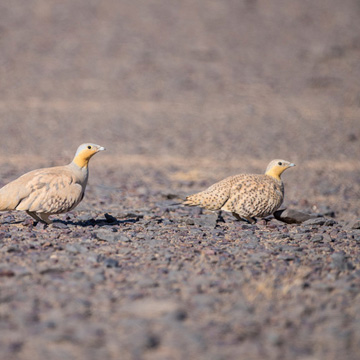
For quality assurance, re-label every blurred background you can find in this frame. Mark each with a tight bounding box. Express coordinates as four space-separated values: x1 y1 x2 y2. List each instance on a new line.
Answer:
0 0 359 219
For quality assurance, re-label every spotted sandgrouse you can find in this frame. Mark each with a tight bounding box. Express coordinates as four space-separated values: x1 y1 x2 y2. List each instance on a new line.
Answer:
183 159 295 223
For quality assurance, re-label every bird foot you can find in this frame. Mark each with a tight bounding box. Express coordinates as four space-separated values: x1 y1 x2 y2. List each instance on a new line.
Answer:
232 212 256 224
216 212 226 224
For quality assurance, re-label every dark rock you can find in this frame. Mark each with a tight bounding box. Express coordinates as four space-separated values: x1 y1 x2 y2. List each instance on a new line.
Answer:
9 341 24 353
103 258 120 268
145 334 160 349
348 133 357 142
39 267 66 275
173 309 188 321
0 267 15 277
162 193 182 200
324 219 337 226
2 245 21 253
274 209 316 224
297 228 312 233
352 234 360 243
239 224 255 230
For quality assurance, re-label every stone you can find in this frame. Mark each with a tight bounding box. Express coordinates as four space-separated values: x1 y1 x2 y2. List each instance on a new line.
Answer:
349 220 360 230
65 244 88 254
278 254 296 261
94 230 131 243
77 214 93 222
0 267 15 277
303 217 337 226
273 208 315 224
103 258 120 268
330 252 354 271
311 235 324 243
52 222 68 229
193 214 219 229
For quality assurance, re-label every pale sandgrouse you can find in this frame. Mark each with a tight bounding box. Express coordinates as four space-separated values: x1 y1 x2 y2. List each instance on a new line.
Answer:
0 143 105 224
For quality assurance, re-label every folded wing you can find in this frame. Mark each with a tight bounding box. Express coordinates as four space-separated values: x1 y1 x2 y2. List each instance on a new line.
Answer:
0 167 83 214
183 175 241 211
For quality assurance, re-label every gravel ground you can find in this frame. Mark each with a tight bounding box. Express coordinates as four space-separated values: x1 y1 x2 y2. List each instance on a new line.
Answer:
0 1 360 359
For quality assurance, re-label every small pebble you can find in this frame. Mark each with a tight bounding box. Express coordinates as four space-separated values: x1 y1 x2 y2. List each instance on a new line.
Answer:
311 235 324 243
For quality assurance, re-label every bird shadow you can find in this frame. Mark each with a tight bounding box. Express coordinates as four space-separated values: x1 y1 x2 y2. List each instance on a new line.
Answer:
53 218 139 228
35 213 142 229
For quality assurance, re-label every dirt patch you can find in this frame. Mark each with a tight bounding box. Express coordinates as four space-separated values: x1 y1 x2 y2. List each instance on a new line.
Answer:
0 1 359 359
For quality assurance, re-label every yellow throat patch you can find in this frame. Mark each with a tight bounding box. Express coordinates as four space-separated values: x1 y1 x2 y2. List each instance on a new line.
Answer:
73 148 98 168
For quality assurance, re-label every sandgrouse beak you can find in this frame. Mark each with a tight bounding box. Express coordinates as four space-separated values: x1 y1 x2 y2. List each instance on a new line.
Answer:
288 163 296 167
97 146 106 152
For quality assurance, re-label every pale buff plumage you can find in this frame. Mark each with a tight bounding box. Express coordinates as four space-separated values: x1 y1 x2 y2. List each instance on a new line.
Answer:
0 143 105 224
183 159 295 223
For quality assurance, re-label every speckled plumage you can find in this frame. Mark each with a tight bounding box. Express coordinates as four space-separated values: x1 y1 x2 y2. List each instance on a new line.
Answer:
183 159 295 223
0 143 105 224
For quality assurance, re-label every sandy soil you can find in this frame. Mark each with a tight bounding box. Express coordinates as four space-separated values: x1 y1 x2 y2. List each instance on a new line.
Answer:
0 1 359 359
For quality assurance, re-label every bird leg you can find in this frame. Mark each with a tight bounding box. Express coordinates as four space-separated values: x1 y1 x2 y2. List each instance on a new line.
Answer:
249 217 257 224
216 211 225 224
232 212 256 224
26 211 42 224
26 211 51 225
38 213 52 225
